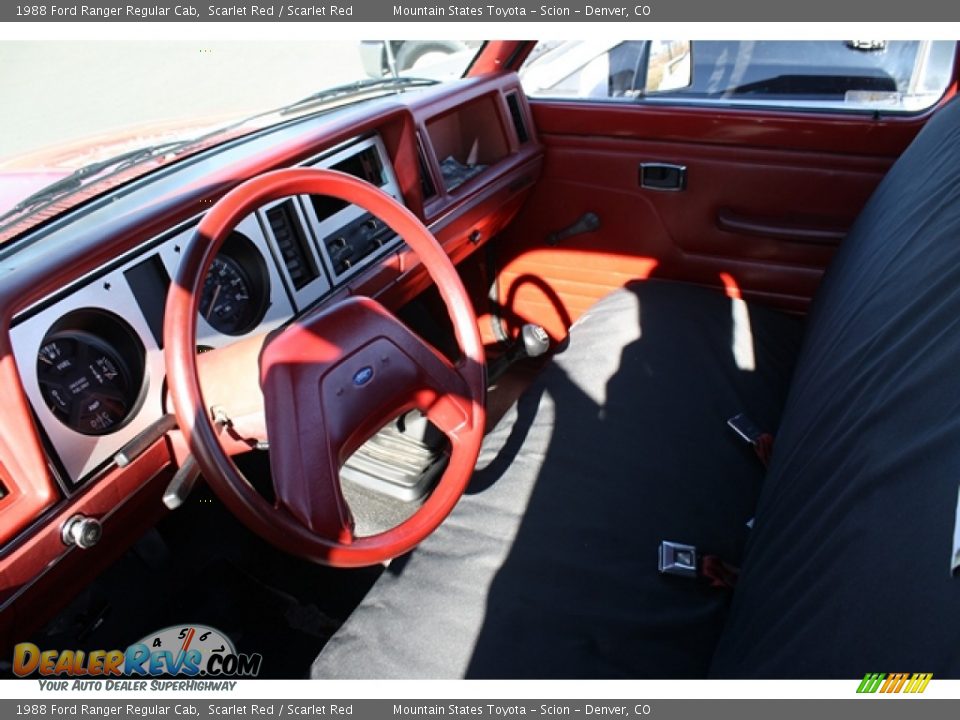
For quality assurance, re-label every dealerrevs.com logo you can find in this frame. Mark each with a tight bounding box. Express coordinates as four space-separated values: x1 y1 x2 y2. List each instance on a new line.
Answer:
13 624 262 680
856 673 933 694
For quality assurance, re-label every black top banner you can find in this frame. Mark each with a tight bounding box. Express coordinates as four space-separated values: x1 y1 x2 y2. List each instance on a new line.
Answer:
4 0 960 22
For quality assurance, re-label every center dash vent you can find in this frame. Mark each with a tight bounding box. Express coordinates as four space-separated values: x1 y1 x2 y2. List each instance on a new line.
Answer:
266 200 318 290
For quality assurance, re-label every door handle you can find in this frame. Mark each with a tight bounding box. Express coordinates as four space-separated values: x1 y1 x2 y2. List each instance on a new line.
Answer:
640 163 687 191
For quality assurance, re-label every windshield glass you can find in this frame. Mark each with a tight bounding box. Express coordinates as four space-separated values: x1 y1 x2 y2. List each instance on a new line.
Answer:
0 40 481 225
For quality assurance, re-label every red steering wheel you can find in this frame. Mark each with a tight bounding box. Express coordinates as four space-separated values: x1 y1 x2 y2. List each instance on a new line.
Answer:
164 168 486 567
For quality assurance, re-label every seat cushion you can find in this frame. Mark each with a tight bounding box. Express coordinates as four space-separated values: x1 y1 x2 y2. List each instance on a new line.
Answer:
710 98 960 678
312 279 803 678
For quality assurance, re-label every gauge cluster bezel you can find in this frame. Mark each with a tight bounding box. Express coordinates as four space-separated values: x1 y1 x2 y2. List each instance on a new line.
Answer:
8 133 411 490
9 211 294 488
10 133 403 490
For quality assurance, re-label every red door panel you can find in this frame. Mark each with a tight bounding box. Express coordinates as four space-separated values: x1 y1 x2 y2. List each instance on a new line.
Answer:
494 100 941 341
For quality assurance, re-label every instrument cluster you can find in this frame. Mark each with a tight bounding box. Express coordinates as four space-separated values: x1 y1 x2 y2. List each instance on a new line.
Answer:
11 134 403 488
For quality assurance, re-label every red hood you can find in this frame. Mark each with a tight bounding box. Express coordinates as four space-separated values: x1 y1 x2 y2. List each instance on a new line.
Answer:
0 170 72 217
0 114 241 229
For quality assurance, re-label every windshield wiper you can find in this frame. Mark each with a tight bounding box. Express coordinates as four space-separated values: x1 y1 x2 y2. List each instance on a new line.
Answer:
0 140 192 222
278 76 440 116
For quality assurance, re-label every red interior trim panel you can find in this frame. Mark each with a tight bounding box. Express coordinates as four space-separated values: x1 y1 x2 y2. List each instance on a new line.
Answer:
493 99 940 341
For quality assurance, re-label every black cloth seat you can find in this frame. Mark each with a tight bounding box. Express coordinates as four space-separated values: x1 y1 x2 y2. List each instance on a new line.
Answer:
313 280 803 678
709 97 960 678
315 96 960 680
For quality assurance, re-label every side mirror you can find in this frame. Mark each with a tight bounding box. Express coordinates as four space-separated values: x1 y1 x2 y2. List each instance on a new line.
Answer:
643 41 692 94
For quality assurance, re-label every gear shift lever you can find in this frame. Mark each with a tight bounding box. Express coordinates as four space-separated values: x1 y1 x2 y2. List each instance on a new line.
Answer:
487 324 550 385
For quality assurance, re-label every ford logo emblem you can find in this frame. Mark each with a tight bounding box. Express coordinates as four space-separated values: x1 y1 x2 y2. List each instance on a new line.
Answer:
352 366 374 386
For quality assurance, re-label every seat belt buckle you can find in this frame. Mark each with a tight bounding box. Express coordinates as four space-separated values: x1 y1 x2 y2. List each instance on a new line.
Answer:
658 540 740 589
727 413 764 444
727 413 774 467
658 540 699 578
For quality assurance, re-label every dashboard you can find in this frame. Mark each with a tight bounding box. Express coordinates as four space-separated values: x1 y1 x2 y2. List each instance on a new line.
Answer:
11 135 404 486
0 73 542 641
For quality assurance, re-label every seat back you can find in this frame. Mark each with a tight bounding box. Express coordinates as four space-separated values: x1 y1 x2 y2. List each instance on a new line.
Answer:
711 96 960 678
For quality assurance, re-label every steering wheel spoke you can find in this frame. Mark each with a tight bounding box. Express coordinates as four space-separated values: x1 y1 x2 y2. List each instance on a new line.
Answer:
422 392 473 437
269 427 355 543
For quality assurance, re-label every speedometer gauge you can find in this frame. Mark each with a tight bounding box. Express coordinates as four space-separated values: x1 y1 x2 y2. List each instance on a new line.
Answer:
199 233 270 336
200 256 256 335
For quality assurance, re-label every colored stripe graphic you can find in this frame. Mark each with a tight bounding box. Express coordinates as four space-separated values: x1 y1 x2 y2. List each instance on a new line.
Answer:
907 673 933 693
858 672 932 694
857 673 885 693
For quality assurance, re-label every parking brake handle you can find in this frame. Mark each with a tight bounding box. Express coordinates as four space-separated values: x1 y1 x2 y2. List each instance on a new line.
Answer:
547 212 600 246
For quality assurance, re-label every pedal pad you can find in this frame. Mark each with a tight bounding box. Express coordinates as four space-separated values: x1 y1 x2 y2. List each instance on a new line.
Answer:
341 412 449 503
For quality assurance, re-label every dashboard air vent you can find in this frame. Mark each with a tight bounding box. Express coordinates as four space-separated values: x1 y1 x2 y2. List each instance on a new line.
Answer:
266 200 318 291
505 92 529 144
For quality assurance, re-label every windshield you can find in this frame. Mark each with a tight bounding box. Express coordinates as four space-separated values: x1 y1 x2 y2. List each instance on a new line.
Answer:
0 40 481 228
